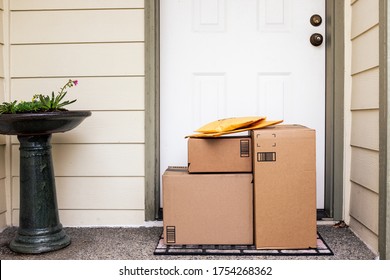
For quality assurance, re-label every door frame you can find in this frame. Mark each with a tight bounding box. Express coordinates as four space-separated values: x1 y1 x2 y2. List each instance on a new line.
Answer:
144 0 344 221
324 0 344 220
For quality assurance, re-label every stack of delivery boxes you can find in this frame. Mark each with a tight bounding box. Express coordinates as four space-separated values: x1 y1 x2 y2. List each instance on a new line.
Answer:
162 124 317 249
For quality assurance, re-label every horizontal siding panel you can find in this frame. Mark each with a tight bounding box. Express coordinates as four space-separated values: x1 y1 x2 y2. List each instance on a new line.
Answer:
12 177 145 210
0 213 6 231
11 10 144 44
12 209 146 227
10 0 144 10
350 147 379 193
351 110 379 150
11 77 145 111
350 182 379 234
351 67 379 110
12 144 145 176
0 145 5 178
11 111 146 144
351 0 379 39
349 216 378 253
52 111 145 143
0 79 5 102
351 25 379 75
0 178 6 213
0 12 3 43
0 45 4 77
11 43 144 77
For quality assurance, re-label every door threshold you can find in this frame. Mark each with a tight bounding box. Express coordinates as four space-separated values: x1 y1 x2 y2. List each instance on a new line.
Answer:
317 209 332 221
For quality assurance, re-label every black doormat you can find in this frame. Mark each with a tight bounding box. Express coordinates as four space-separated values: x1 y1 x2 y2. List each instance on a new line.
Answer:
154 233 333 256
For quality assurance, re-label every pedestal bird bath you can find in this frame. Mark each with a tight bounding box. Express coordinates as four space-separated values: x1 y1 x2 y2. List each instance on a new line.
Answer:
0 110 91 253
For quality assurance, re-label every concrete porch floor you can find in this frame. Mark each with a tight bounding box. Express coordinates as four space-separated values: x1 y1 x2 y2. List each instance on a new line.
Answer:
0 223 377 260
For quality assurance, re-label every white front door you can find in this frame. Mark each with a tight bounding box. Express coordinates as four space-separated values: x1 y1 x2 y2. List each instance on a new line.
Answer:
160 0 326 208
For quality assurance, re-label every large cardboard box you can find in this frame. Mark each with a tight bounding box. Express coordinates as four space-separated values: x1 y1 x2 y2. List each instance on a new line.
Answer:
163 167 253 245
188 136 252 173
252 125 317 249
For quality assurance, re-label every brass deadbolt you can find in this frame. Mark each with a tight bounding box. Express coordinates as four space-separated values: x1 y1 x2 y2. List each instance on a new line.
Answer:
310 14 322 26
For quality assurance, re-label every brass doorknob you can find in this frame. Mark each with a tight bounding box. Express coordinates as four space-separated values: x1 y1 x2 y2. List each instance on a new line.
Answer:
310 14 322 26
310 33 323 46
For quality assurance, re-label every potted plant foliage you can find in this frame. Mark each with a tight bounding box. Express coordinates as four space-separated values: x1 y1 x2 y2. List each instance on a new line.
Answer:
0 79 91 254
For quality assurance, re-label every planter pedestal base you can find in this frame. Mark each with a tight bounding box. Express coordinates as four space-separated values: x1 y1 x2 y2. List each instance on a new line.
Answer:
10 135 70 254
10 225 70 254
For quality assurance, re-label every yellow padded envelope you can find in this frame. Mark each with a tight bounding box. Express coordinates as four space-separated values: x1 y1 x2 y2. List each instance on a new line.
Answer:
187 119 283 138
195 116 265 133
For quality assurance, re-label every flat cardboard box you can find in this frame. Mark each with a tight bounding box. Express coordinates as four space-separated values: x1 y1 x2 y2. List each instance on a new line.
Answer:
252 125 317 249
188 136 252 173
163 167 253 245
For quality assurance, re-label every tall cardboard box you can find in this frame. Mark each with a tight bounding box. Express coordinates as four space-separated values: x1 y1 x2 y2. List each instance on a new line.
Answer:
188 136 252 173
163 167 253 245
252 125 317 249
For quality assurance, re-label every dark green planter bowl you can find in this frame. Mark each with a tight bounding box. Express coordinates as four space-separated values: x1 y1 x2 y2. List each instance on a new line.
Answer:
0 110 92 135
0 110 91 254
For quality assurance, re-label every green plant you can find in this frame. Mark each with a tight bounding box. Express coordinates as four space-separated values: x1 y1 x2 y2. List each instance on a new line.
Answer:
0 79 78 114
0 101 17 114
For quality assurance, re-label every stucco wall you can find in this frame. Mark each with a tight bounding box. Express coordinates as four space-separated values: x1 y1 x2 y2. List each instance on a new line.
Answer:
348 0 380 252
5 0 146 226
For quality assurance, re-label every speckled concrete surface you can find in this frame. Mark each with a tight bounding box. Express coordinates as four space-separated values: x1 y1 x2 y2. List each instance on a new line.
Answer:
0 225 377 260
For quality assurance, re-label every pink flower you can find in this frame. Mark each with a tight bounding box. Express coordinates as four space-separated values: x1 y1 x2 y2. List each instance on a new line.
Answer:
73 80 78 86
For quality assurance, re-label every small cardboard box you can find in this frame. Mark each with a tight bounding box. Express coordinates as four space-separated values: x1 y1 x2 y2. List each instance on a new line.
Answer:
188 136 252 173
163 167 253 245
252 125 317 249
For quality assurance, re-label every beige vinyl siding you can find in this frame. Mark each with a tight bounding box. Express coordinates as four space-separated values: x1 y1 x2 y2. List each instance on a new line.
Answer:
349 0 379 251
10 10 144 44
0 145 6 230
9 1 146 226
0 1 7 230
11 177 145 226
11 44 144 77
9 0 144 10
11 77 145 111
351 68 379 109
350 110 379 150
350 147 379 193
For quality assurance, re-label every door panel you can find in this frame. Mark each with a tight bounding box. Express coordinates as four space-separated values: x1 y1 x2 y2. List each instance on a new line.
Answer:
160 0 325 208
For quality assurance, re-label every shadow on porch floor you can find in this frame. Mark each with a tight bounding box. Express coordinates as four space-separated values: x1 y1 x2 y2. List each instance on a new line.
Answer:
0 224 377 260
